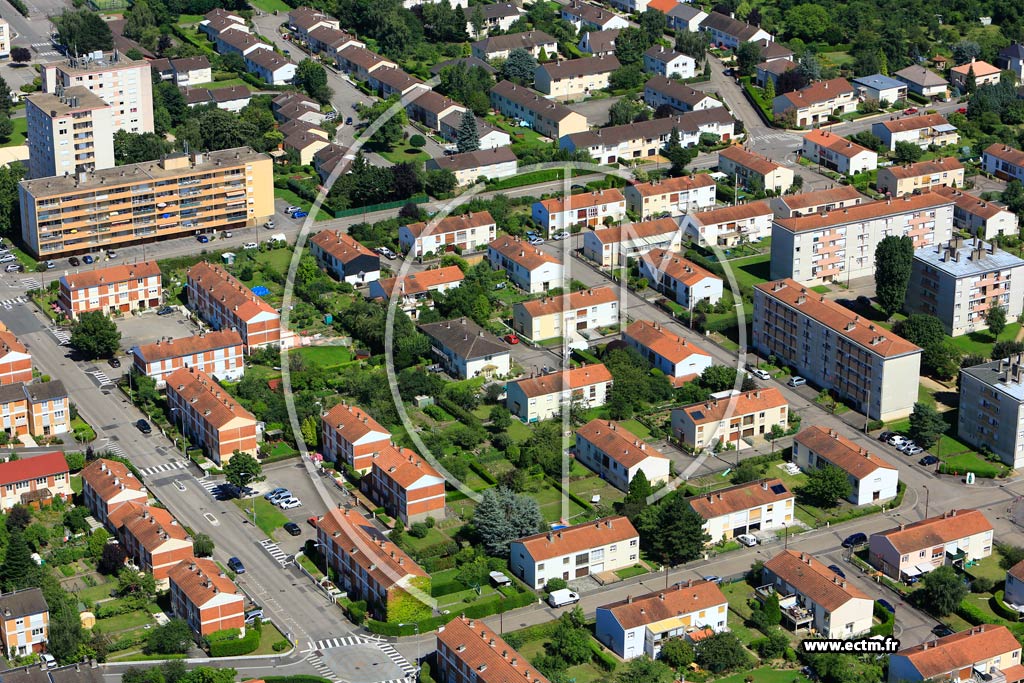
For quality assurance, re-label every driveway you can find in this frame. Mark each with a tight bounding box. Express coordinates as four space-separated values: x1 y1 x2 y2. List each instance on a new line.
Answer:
567 95 625 127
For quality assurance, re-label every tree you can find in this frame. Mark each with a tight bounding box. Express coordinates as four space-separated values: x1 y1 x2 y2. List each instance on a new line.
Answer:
874 235 914 316
357 98 406 150
47 599 84 665
658 638 695 668
893 140 924 164
114 130 169 165
0 161 23 239
456 556 489 595
10 46 31 64
994 340 1024 361
638 493 710 564
500 48 538 85
695 632 751 674
425 168 457 196
70 311 121 359
97 543 126 575
615 28 648 66
609 64 646 91
6 504 31 531
224 451 263 490
783 3 830 41
616 656 674 683
917 565 967 616
193 533 214 558
952 40 982 65
997 542 1024 570
300 414 319 447
965 64 977 94
731 459 764 484
548 612 592 665
675 30 708 62
986 304 1007 336
64 506 90 534
639 8 666 44
455 109 480 154
488 404 511 432
735 41 762 77
1 532 34 591
663 127 696 174
897 314 946 350
768 423 785 455
609 97 647 125
52 9 114 53
909 401 946 449
471 486 543 557
802 464 853 507
763 76 775 101
621 469 652 519
87 527 110 559
118 567 157 599
145 618 193 655
295 59 332 103
699 365 738 392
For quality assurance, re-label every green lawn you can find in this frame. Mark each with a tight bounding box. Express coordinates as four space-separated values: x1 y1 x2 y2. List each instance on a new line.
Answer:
0 117 28 148
379 139 431 165
76 580 117 605
192 79 248 89
966 552 1007 584
294 345 354 367
721 253 772 293
532 483 586 523
941 451 1005 477
97 609 155 633
251 621 291 655
950 323 1023 356
821 51 855 67
177 13 204 24
614 565 648 580
402 526 450 551
249 0 291 12
715 668 811 683
617 419 650 439
506 420 533 443
234 497 290 538
811 285 831 294
516 638 607 683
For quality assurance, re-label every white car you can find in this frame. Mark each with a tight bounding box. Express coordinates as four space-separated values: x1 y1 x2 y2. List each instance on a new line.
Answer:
736 533 758 547
278 497 302 510
748 367 771 380
4 264 19 272
0 255 16 263
284 206 301 214
551 231 569 240
528 237 544 246
243 242 258 250
888 435 909 448
787 376 807 387
265 219 276 228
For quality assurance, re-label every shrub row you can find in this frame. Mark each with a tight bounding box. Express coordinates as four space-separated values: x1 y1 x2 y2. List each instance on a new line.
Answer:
468 461 497 487
588 640 617 672
367 591 538 636
869 603 895 637
547 476 593 513
992 591 1020 621
503 621 560 649
955 599 990 626
421 555 456 572
414 539 459 560
110 633 145 652
8 0 27 15
209 628 260 657
206 628 241 643
435 396 480 429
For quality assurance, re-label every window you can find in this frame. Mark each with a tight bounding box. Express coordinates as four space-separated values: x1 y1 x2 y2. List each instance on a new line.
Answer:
630 539 638 547
537 563 544 571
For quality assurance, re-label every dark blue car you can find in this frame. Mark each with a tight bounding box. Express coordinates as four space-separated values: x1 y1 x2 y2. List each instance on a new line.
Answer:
292 210 308 219
227 557 245 574
878 599 896 613
842 532 867 548
197 234 210 243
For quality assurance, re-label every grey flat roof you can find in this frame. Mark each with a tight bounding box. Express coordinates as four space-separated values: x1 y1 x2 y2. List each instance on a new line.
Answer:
853 74 906 90
962 358 1024 402
914 240 1024 278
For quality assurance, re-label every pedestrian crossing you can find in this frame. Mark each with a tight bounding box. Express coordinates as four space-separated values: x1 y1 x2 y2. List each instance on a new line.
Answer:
51 328 71 345
137 460 188 478
89 370 115 387
198 478 222 495
304 653 339 682
311 635 369 651
259 538 290 565
19 278 41 289
31 43 61 58
0 296 26 308
378 641 417 678
100 442 127 459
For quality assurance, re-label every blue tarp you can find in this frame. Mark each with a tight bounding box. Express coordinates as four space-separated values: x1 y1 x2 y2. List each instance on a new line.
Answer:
251 285 270 296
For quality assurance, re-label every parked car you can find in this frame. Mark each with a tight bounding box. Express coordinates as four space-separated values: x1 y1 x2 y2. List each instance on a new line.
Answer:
284 522 302 536
264 487 288 500
904 107 919 114
307 515 321 527
841 532 867 548
957 107 968 114
888 434 909 447
40 654 57 669
136 419 152 434
106 251 117 259
504 334 519 344
244 609 264 624
243 242 258 250
547 589 579 607
45 260 55 269
68 257 80 267
279 497 302 510
551 231 569 240
267 490 292 503
156 306 175 316
196 234 209 243
345 117 353 125
932 624 954 637
528 237 544 246
702 575 722 584
265 219 275 228
903 445 924 456
227 557 245 574
919 455 940 466
878 431 895 442
827 564 845 578
878 599 896 613
284 206 301 214
83 254 95 264
897 441 919 453
4 264 20 272
788 376 807 387
292 211 308 219
0 255 15 263
108 357 121 368
748 367 771 380
736 533 758 547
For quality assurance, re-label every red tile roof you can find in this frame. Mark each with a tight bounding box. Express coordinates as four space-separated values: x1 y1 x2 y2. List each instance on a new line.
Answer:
62 261 161 291
803 129 875 159
624 319 711 365
628 175 716 198
951 60 1001 77
317 508 426 588
896 625 1020 680
0 451 68 487
765 549 870 611
778 77 854 109
134 330 243 364
639 248 720 287
168 557 241 607
934 186 1012 220
877 113 951 133
488 236 562 271
80 458 145 502
689 200 771 226
588 218 678 245
372 445 443 489
794 425 895 479
120 504 190 552
515 516 637 562
187 261 278 323
881 156 963 179
538 189 624 214
984 143 1024 168
875 509 993 554
756 279 923 358
602 580 726 629
165 367 256 429
510 364 612 398
437 616 551 683
689 478 793 519
311 230 377 264
576 419 669 469
518 286 617 318
777 186 865 212
373 266 465 298
323 402 391 444
403 211 495 239
772 193 953 231
719 145 785 176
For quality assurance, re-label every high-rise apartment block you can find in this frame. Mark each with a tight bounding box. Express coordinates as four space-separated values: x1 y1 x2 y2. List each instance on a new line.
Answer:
42 51 154 134
26 87 114 179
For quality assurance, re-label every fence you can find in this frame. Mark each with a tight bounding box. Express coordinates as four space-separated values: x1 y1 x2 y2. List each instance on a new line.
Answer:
332 195 430 218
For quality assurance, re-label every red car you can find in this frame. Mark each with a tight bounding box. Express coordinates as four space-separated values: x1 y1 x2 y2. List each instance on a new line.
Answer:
504 334 519 344
904 107 919 114
307 515 321 527
957 107 968 114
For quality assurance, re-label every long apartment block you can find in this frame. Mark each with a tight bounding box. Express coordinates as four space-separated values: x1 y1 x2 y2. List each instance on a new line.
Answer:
19 149 273 259
769 192 954 285
753 279 923 420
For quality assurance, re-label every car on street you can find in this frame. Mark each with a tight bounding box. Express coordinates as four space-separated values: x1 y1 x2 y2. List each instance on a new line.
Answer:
504 334 519 344
40 654 57 669
106 251 117 259
841 532 867 548
264 487 288 500
196 234 209 243
551 231 569 240
4 264 20 272
736 533 758 547
878 599 896 613
279 497 302 510
136 419 152 434
957 107 968 114
284 522 302 536
375 247 397 259
345 117 353 125
324 112 337 121
827 564 845 578
68 257 80 267
83 255 95 264
748 367 771 380
897 441 919 453
227 557 245 574
156 306 175 315
109 357 121 368
243 242 258 250
904 107 919 114
292 211 308 219
788 376 807 387
45 261 55 269
903 445 925 456
0 255 15 263
702 575 722 584
244 609 264 624
265 219 275 228
528 237 544 246
920 455 940 466
284 206 301 214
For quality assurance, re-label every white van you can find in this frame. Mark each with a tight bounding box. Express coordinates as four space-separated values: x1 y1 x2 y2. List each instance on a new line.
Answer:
547 589 580 608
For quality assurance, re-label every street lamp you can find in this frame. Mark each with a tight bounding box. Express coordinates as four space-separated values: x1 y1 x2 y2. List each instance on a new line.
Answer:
923 485 930 519
169 407 184 452
782 522 789 550
239 471 258 525
398 622 420 679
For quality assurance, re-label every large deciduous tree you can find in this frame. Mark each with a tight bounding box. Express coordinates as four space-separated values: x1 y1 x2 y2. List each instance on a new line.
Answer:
802 464 853 507
917 565 967 616
224 451 264 490
874 235 914 316
53 9 114 53
70 311 121 360
295 59 332 103
986 304 1007 336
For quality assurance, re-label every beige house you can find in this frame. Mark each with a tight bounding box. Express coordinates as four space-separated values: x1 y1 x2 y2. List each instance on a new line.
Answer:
718 146 794 193
425 147 517 186
876 157 964 196
950 58 1002 90
532 189 626 232
868 509 993 580
801 129 878 176
624 175 717 219
398 210 496 257
489 80 589 139
772 78 856 127
680 200 773 247
762 550 874 639
506 364 612 422
509 517 639 588
643 75 720 113
688 478 794 542
888 625 1023 683
534 56 620 100
511 286 618 342
582 217 682 267
673 388 789 452
872 113 959 151
769 186 867 219
792 426 899 506
575 419 671 491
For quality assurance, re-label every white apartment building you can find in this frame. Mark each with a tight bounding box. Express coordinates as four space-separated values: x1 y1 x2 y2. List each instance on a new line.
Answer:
510 517 639 589
754 279 923 421
511 286 618 342
43 52 154 134
792 425 899 506
582 217 683 267
398 210 496 258
534 56 620 100
769 193 955 284
801 129 878 176
623 319 713 386
0 20 10 59
131 330 246 388
637 248 723 308
575 419 671 492
872 113 959 151
487 236 564 293
688 478 794 542
532 189 626 233
643 75 721 113
596 582 728 661
984 143 1024 183
418 318 511 380
680 201 773 247
643 45 696 79
26 87 114 179
506 364 612 423
624 175 717 220
672 388 789 452
906 237 1024 336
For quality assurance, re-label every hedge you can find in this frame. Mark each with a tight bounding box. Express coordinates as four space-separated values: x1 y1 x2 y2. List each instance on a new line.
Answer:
414 539 459 560
209 628 260 657
422 555 456 572
468 461 497 487
869 602 894 637
992 591 1021 621
547 476 593 512
435 396 481 429
367 591 538 636
589 640 617 672
955 599 990 626
503 621 560 649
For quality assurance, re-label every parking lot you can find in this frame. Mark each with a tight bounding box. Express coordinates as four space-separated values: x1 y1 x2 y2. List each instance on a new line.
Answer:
112 308 200 357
